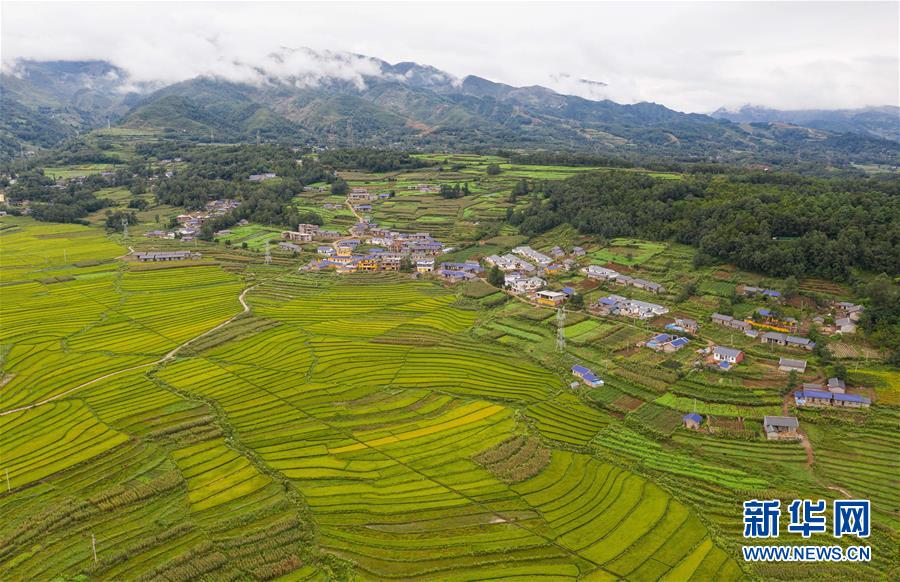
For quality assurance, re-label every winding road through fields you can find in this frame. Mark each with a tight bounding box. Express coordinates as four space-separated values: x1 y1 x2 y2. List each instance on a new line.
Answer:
0 283 257 417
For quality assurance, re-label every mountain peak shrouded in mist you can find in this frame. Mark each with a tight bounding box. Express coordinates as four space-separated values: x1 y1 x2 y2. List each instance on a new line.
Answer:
2 52 899 167
711 104 900 143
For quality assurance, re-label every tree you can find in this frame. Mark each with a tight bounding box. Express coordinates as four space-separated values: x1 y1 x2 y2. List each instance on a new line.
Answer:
831 363 848 381
487 265 504 287
783 276 799 299
568 292 584 310
486 164 501 176
104 210 137 232
331 178 349 196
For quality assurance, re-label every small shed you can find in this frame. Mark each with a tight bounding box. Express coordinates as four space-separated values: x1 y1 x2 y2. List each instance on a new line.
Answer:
682 413 702 430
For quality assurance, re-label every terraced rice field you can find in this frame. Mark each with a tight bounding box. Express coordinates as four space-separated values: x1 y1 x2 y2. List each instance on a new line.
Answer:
3 215 894 580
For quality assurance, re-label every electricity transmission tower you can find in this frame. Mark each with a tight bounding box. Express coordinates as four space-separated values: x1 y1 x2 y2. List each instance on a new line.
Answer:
122 215 128 239
556 307 566 352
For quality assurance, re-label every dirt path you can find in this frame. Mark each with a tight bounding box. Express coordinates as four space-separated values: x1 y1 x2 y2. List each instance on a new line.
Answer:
0 283 257 418
799 434 815 468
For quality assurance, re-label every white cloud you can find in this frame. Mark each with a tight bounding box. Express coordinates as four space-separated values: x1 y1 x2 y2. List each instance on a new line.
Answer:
1 1 896 112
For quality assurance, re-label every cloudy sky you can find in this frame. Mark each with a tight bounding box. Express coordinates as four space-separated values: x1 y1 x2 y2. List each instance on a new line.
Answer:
2 1 897 112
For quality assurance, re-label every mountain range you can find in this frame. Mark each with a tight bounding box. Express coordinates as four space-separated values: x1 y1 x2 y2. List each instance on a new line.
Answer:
2 50 898 168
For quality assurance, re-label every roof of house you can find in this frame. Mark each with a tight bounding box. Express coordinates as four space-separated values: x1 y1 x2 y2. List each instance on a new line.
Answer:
683 413 702 423
764 415 799 428
832 393 871 404
562 287 575 295
779 358 807 369
762 289 782 297
711 313 733 321
572 365 590 375
797 389 833 400
714 346 742 358
827 377 846 389
671 337 690 348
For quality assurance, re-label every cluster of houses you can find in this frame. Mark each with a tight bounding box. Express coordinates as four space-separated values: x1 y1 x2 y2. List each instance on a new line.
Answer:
160 199 243 241
248 173 277 182
710 312 815 350
282 223 342 243
644 333 689 353
824 301 864 335
794 377 871 409
590 295 669 320
665 318 698 334
435 261 484 281
582 265 666 294
571 365 604 387
348 187 391 202
408 184 440 193
486 246 574 275
134 250 201 262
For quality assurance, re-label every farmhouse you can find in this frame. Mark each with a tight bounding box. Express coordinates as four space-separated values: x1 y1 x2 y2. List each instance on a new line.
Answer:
278 242 302 252
827 377 846 393
134 251 201 262
682 413 702 430
764 416 800 440
416 259 435 273
505 273 545 294
760 331 815 350
438 269 476 282
738 285 781 299
778 358 807 373
572 246 586 257
512 246 553 266
349 188 373 201
144 230 175 239
248 173 277 182
591 295 668 319
631 278 666 294
710 313 749 332
794 388 833 407
440 261 483 274
571 365 604 387
282 231 313 243
317 246 334 256
645 333 689 353
835 317 857 334
536 290 568 307
583 265 619 280
666 318 698 334
712 346 744 369
486 254 535 272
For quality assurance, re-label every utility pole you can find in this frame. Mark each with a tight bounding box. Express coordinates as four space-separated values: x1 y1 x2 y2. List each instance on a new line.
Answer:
91 533 98 563
4 468 10 493
264 241 271 265
122 215 129 240
556 307 566 352
63 248 68 264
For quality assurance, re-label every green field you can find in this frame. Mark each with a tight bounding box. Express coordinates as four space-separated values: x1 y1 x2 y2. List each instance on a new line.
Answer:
1 148 897 581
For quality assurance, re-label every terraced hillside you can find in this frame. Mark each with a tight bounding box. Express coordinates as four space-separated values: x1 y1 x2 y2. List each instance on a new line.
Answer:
2 215 897 580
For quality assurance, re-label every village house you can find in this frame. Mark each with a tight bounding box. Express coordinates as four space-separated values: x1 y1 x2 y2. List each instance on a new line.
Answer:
512 246 553 266
645 333 689 353
505 273 545 294
827 377 846 393
630 278 667 294
349 188 374 202
380 255 402 271
834 317 857 334
486 254 535 273
571 365 604 387
282 231 313 243
712 346 744 370
572 246 586 257
416 259 435 273
144 230 175 239
440 261 483 274
738 285 782 299
549 246 565 258
666 318 698 334
764 416 800 440
278 242 303 253
317 246 335 256
583 265 619 281
591 295 668 320
536 290 568 307
794 389 871 409
134 251 201 262
760 331 815 350
248 173 277 182
682 413 702 430
778 357 807 373
438 269 477 282
710 313 753 334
